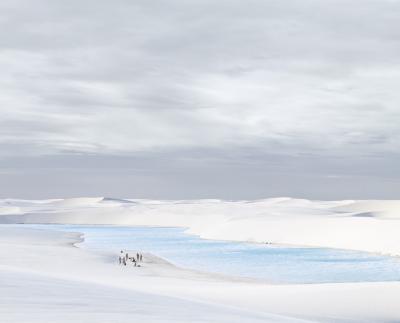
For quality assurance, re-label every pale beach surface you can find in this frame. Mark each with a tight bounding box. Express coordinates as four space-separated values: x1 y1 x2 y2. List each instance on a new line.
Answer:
1 198 400 322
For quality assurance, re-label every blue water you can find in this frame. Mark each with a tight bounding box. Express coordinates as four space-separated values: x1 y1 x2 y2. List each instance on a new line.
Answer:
18 224 400 284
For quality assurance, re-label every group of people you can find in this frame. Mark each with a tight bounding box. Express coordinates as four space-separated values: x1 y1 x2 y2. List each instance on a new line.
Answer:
119 250 143 267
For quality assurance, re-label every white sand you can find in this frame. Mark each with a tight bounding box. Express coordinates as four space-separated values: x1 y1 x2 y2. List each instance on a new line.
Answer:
1 197 400 322
2 197 400 255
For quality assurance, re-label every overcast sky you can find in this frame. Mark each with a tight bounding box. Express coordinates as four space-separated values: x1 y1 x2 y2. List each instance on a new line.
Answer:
1 0 400 199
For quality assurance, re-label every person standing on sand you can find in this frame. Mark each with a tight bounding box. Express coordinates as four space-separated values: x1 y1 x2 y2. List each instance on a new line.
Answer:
137 252 139 261
140 254 143 262
126 253 129 261
120 250 124 265
130 256 136 266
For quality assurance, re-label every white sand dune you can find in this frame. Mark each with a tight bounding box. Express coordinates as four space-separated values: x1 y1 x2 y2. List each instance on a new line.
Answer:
0 227 310 323
334 200 400 219
1 226 400 322
1 197 400 255
1 198 400 322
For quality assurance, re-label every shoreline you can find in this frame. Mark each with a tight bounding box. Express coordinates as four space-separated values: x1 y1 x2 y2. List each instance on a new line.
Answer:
1 225 400 322
2 197 400 257
9 223 399 286
7 222 400 262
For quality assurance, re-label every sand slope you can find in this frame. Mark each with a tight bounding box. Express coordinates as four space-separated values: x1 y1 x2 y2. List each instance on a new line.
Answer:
1 226 400 322
0 227 309 323
1 197 400 255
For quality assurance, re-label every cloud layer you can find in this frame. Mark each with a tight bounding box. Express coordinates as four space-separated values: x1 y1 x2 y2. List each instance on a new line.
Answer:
1 0 400 198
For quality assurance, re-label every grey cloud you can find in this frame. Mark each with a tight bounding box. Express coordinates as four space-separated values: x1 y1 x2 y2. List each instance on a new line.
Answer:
1 151 400 199
1 0 400 198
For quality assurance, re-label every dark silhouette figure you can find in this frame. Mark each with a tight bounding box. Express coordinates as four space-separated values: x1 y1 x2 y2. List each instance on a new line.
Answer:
131 257 137 266
120 250 124 265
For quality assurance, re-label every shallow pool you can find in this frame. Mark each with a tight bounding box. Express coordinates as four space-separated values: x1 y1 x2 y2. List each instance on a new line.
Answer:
17 224 400 284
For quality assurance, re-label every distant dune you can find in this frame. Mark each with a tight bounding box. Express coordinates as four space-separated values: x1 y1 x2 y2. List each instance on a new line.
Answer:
334 200 400 218
1 197 400 255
